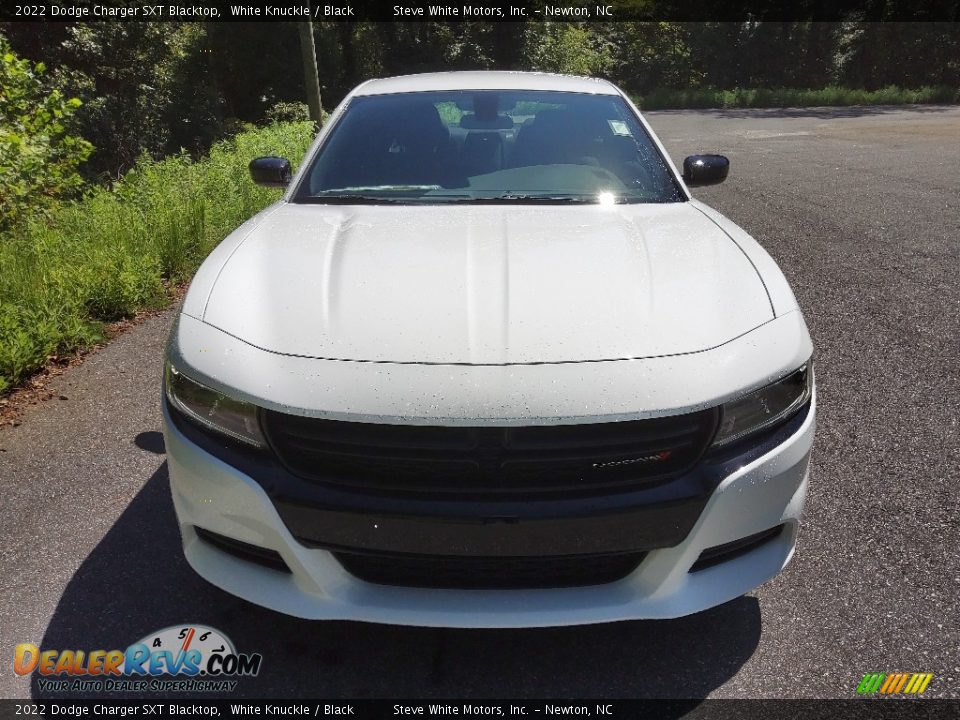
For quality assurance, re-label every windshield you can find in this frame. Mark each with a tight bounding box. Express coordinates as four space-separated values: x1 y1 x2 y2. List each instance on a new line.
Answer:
293 90 685 205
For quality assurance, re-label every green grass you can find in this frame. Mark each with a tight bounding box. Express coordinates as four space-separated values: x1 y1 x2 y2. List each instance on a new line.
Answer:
637 85 960 110
0 121 315 394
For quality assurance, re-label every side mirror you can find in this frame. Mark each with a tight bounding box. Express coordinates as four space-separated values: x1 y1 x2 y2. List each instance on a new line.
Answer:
249 156 292 188
682 155 729 187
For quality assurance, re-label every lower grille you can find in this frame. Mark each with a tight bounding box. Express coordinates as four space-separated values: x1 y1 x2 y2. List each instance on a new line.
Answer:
262 409 717 498
334 551 646 589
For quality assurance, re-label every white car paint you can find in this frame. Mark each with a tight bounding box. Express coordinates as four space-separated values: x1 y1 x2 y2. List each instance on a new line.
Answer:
163 71 816 626
167 309 809 425
199 203 774 365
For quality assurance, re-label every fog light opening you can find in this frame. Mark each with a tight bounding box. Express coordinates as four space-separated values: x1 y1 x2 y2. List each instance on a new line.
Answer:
194 527 291 573
689 525 785 573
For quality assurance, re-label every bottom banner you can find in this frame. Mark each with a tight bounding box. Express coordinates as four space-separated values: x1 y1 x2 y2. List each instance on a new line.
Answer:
1 700 959 720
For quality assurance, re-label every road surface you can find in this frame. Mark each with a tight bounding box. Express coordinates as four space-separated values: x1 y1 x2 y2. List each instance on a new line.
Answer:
1 105 958 700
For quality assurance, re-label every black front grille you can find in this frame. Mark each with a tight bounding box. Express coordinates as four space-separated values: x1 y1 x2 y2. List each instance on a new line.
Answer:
261 409 717 498
334 551 646 589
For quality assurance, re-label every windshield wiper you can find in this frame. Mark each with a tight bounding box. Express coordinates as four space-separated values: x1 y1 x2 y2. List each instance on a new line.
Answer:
299 193 623 205
320 185 442 192
300 185 449 204
446 194 606 205
299 194 403 205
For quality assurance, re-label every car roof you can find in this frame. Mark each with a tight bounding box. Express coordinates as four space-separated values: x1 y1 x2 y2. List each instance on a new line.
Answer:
351 71 621 97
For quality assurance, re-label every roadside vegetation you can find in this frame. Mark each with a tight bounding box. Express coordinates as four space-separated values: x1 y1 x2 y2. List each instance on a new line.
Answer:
0 121 314 394
637 84 960 110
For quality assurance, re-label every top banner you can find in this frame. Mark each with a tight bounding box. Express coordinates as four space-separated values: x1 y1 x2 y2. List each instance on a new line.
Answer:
3 0 960 22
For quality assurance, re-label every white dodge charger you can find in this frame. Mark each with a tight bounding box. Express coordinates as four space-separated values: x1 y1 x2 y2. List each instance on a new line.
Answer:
161 71 815 627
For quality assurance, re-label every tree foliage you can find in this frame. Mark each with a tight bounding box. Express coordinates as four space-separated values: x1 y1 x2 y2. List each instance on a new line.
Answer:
60 23 224 179
523 23 614 75
0 34 92 233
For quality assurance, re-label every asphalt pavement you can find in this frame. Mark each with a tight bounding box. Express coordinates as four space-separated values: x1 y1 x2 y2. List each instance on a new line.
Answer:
1 105 958 701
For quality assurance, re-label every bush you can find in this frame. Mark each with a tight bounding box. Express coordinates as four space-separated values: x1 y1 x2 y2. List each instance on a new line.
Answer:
0 34 93 232
0 120 315 393
522 24 613 77
264 101 310 124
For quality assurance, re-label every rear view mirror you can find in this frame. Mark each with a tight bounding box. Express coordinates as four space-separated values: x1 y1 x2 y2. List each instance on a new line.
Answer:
249 156 292 188
682 155 729 187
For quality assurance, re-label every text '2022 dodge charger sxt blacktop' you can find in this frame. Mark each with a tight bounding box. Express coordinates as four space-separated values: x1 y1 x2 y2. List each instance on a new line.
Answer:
161 71 815 628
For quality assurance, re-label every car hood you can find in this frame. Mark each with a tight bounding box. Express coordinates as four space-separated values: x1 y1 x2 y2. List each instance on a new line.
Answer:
201 202 773 365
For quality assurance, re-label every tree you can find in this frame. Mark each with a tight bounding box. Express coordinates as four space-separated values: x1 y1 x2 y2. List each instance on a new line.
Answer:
298 20 323 123
0 33 92 233
59 23 225 179
522 23 614 76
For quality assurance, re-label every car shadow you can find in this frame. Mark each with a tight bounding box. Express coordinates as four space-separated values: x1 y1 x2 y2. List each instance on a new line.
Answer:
134 431 165 455
32 463 761 703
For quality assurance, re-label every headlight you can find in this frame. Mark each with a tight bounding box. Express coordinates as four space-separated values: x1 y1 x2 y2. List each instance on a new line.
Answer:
164 362 266 448
713 364 813 448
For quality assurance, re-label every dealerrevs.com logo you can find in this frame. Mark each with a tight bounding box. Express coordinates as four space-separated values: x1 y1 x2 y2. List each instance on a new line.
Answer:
14 625 262 693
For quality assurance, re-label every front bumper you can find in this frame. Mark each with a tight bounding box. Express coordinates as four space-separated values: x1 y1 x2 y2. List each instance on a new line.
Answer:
161 391 815 628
